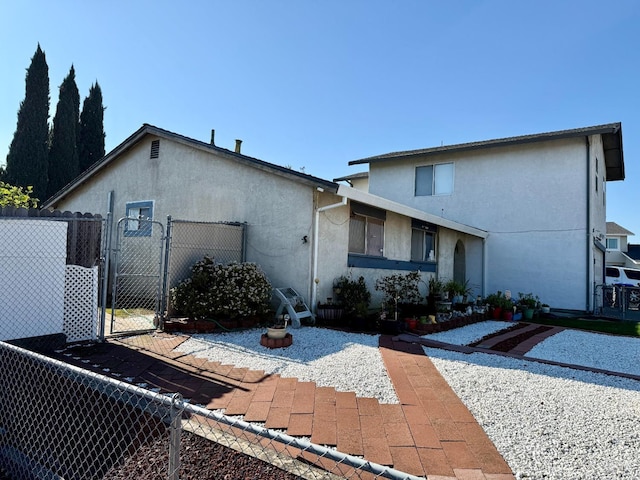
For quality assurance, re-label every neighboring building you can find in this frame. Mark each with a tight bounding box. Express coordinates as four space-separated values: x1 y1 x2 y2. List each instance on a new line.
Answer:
44 124 486 310
605 222 640 268
349 123 625 311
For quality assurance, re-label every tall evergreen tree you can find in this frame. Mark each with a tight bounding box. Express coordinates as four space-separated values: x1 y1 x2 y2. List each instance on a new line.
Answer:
78 82 105 172
47 65 80 198
5 44 50 198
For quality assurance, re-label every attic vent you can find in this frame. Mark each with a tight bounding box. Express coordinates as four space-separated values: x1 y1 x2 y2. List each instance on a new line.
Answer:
150 139 160 159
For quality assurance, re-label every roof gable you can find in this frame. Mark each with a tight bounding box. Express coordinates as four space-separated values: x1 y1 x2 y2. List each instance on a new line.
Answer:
44 124 338 208
350 123 624 181
606 221 634 236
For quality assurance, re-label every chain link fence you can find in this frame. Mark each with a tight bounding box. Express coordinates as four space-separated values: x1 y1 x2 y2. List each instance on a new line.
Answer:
0 340 421 480
594 283 640 321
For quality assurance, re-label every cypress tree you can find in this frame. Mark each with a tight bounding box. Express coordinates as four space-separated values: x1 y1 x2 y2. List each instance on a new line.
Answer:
78 82 105 172
48 65 80 198
5 44 50 199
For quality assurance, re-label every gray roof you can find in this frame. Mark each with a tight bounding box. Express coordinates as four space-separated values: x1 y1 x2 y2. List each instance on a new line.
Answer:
606 221 634 236
333 172 369 182
350 122 625 181
44 124 339 208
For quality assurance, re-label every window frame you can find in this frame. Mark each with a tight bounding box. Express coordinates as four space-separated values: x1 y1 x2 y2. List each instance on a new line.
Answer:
348 210 385 257
411 228 436 262
606 238 619 250
415 162 454 197
124 200 154 237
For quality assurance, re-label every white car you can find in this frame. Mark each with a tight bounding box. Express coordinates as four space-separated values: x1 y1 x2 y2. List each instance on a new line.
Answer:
605 266 640 310
605 266 640 286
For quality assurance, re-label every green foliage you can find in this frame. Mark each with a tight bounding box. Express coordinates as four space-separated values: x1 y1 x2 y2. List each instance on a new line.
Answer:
484 291 513 310
0 182 39 208
375 271 423 306
48 65 80 198
334 275 371 316
428 277 444 296
78 82 105 172
171 256 272 321
518 292 539 309
443 279 471 299
5 44 50 199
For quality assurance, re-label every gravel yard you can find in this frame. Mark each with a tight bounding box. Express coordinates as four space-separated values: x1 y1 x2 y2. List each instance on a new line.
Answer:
173 322 640 479
422 323 640 479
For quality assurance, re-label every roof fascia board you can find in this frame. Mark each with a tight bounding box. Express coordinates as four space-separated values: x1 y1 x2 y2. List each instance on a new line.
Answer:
336 184 487 239
350 123 622 166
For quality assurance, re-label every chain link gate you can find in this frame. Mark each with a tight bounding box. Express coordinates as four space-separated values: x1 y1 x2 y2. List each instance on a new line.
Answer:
110 217 166 335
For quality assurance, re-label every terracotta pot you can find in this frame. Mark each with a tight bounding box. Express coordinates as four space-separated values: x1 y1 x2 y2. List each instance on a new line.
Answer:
405 318 417 330
502 310 513 321
492 307 502 319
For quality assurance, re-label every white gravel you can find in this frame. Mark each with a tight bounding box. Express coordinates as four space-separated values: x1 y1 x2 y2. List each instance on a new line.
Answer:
174 327 399 404
423 323 640 480
527 329 640 377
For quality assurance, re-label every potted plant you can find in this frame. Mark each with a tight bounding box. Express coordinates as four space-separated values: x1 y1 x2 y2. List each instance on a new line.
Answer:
375 271 422 323
518 292 539 320
540 303 551 314
443 279 471 305
334 275 371 329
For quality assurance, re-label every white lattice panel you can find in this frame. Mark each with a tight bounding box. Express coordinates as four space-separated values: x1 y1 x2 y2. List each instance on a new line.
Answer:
64 265 99 342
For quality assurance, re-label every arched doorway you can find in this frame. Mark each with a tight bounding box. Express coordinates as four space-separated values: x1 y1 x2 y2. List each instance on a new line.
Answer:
454 240 466 284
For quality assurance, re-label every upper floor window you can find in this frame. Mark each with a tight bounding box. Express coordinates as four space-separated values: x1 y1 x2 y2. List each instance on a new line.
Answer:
415 163 454 196
125 200 154 237
606 238 619 250
348 202 385 257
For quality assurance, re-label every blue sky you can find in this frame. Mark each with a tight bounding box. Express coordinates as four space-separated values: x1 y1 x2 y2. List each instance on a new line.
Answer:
2 1 639 238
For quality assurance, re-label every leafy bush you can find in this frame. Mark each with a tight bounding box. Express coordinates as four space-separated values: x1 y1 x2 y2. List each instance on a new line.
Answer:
334 275 371 316
171 256 272 320
0 182 38 208
375 271 422 306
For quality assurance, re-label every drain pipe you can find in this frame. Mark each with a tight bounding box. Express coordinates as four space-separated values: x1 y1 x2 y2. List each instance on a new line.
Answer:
311 193 347 312
585 137 592 312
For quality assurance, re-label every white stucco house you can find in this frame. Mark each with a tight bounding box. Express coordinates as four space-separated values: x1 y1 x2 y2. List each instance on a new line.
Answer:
346 123 625 311
605 222 640 268
43 124 487 311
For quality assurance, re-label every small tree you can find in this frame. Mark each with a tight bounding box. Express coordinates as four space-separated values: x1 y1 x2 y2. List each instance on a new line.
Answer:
5 44 50 199
0 182 39 208
78 82 105 172
375 271 422 321
48 65 80 198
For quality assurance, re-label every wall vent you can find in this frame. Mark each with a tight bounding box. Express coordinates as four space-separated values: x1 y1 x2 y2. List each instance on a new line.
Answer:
150 139 160 159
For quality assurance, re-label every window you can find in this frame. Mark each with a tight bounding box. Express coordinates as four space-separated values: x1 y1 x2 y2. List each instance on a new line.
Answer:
411 229 435 262
606 238 619 250
410 219 437 261
625 269 640 281
348 203 385 257
415 163 454 196
125 201 154 237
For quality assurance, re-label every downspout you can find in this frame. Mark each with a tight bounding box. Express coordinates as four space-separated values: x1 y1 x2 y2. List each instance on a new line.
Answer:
311 193 347 312
482 236 488 298
586 137 592 312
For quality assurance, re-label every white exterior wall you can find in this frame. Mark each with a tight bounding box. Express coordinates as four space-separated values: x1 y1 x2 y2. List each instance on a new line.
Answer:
368 137 598 310
53 137 317 302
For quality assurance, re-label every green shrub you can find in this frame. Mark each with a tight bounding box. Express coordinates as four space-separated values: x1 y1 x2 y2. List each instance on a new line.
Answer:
171 256 272 320
334 275 371 316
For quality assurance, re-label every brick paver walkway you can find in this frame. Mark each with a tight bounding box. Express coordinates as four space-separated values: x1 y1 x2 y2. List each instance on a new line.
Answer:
52 332 516 479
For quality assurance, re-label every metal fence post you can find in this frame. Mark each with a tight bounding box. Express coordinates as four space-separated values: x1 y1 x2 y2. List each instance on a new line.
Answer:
98 211 112 342
160 215 173 329
168 392 183 480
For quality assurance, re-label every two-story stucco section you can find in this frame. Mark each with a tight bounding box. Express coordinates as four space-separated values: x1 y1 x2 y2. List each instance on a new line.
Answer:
351 123 624 311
